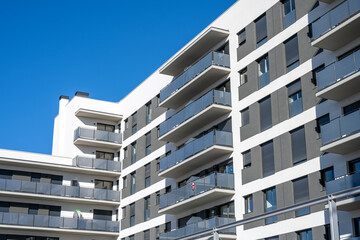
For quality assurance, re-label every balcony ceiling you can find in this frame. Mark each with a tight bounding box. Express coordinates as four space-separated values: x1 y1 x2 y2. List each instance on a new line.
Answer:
75 109 122 122
320 132 360 154
159 27 229 76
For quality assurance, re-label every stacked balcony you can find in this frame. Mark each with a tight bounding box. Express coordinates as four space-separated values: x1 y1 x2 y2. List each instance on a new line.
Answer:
311 0 360 51
74 127 122 149
320 109 360 154
159 172 235 215
73 156 121 172
159 90 231 142
316 48 360 101
0 178 120 204
159 217 236 240
159 130 233 178
0 212 119 235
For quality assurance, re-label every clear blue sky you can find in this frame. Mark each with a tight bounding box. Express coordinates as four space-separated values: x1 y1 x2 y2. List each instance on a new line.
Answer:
0 0 237 154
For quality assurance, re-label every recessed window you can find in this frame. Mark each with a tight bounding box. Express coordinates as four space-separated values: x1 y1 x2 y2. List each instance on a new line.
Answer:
354 217 360 237
285 35 299 71
146 102 152 124
320 167 334 189
241 108 250 126
239 68 248 86
165 222 171 233
255 14 267 47
243 150 251 168
258 55 270 88
96 151 114 161
259 96 272 131
130 203 135 227
316 114 330 135
262 141 275 177
131 142 136 164
283 0 296 28
343 100 360 116
130 172 136 195
144 196 150 221
245 195 253 213
288 80 303 117
145 132 151 156
291 127 307 165
264 187 277 224
297 229 312 240
97 123 115 132
132 124 137 135
349 158 360 174
145 163 151 188
238 29 246 46
293 177 310 217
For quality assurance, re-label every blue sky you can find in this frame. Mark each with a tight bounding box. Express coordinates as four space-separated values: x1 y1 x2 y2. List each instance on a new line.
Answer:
0 0 237 154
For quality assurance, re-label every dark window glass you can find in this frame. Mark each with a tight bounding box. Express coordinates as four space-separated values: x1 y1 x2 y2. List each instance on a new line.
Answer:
258 55 270 88
241 108 250 126
260 96 272 131
131 142 136 164
132 124 137 135
130 172 136 195
144 196 150 221
316 114 330 134
243 150 251 168
130 203 135 227
239 68 248 86
165 222 171 233
297 229 313 240
146 102 152 124
283 0 295 14
245 195 253 213
144 230 150 240
97 123 115 132
145 132 151 156
288 80 303 117
255 14 267 46
96 151 114 160
349 158 360 174
145 163 151 188
262 141 275 177
93 209 112 221
238 29 246 46
285 35 299 71
264 187 277 224
293 177 310 217
343 100 360 116
321 167 334 187
354 218 360 237
291 127 307 164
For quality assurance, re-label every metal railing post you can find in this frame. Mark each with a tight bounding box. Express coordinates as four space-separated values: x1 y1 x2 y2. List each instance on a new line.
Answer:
328 195 340 240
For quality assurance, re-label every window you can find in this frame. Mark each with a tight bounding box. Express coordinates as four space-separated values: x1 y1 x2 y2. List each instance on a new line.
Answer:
144 196 150 221
165 186 171 193
97 123 115 132
285 35 299 71
123 176 127 188
343 100 360 116
349 158 360 174
132 124 137 135
131 142 136 164
156 191 160 205
132 112 137 134
146 102 152 124
156 94 160 107
255 14 267 47
129 235 134 240
238 29 246 46
283 0 296 28
245 195 253 213
165 222 171 233
130 203 135 227
260 96 272 131
316 114 330 135
124 147 128 159
325 224 331 240
293 177 310 217
258 55 270 88
95 180 113 190
125 119 129 129
93 209 112 221
262 141 275 177
157 126 160 138
241 108 250 126
264 187 277 224
312 64 325 87
145 163 151 188
354 217 360 237
320 167 334 189
145 132 151 156
96 151 114 161
243 150 251 168
130 172 136 195
122 207 126 219
156 158 160 171
291 127 307 165
288 80 303 117
297 229 312 240
144 230 150 240
239 68 248 86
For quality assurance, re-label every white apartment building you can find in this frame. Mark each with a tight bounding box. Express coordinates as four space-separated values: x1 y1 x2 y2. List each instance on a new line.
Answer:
1 0 360 239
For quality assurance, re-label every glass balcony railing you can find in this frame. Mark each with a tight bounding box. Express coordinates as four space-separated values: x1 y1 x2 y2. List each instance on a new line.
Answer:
159 217 236 240
73 156 121 172
74 127 122 144
320 109 360 146
283 11 296 29
159 90 231 137
159 130 232 172
326 171 360 195
0 212 119 232
316 49 360 91
0 178 120 202
160 51 230 103
259 72 270 89
311 0 360 40
159 172 234 209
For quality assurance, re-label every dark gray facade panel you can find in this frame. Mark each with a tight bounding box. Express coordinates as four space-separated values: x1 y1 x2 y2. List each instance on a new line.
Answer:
308 171 326 213
304 120 322 162
301 72 318 113
242 146 262 184
298 26 318 65
152 95 166 120
279 133 293 171
137 105 147 132
240 102 260 141
243 191 265 230
267 2 283 40
239 62 258 101
237 23 257 61
295 0 318 21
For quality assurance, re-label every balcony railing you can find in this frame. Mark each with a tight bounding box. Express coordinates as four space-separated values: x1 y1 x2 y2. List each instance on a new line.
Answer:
326 171 360 195
159 217 236 240
159 172 234 210
316 49 360 91
320 109 360 145
160 51 230 103
73 156 121 172
0 179 120 202
74 127 122 144
159 90 231 137
0 212 119 232
311 0 360 40
159 130 232 172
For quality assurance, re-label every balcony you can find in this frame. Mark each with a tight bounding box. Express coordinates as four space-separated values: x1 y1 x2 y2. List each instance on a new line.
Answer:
311 0 360 51
159 173 235 215
320 109 360 154
73 156 121 172
316 49 360 101
159 217 236 240
0 178 120 204
0 212 119 235
159 90 231 143
75 109 122 122
159 130 233 178
159 51 231 109
74 127 122 149
318 0 336 3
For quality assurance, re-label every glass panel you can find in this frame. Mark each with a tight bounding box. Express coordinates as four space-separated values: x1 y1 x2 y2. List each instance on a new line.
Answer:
262 141 275 177
291 127 307 164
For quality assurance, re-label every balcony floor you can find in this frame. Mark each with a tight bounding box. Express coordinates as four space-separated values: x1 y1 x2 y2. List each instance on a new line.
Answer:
159 188 235 215
321 131 360 154
312 12 360 51
74 138 122 149
316 71 360 101
159 145 233 178
159 104 232 143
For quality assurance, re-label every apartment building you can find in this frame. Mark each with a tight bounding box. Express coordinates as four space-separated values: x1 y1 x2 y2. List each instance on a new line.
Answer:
0 0 360 239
